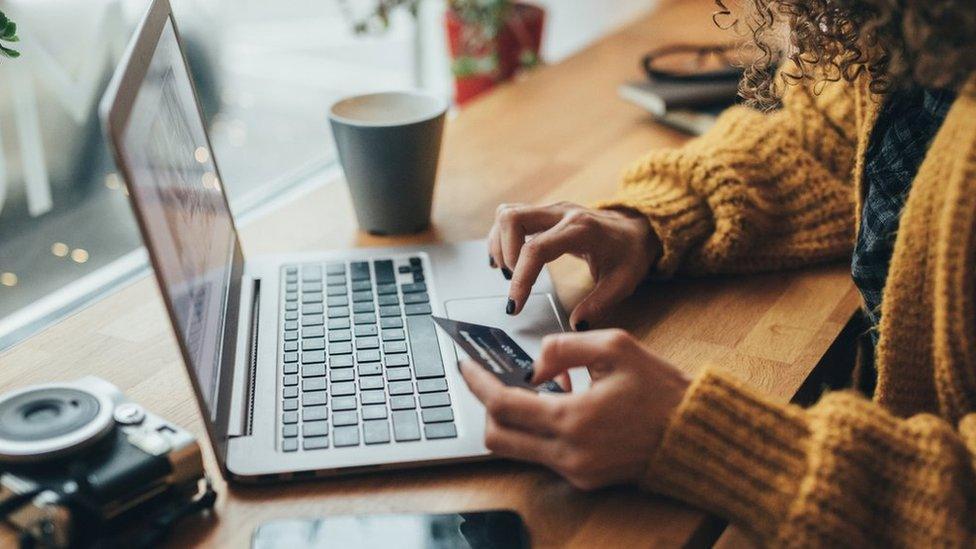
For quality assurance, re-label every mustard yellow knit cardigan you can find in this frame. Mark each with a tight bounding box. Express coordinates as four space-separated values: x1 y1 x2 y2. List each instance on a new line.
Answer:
599 73 976 546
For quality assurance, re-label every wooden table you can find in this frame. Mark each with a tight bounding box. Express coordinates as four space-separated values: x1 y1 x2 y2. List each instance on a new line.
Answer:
0 1 860 546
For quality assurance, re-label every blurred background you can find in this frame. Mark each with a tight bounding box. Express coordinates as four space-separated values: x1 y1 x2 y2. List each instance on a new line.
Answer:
0 0 653 349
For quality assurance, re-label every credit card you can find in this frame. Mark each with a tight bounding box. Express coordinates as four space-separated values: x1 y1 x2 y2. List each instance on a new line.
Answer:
432 316 563 393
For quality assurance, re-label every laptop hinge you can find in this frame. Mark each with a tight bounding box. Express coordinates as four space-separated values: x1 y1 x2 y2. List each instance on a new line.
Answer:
228 278 260 438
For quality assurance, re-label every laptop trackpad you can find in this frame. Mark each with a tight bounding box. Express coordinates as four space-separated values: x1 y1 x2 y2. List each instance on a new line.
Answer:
444 294 590 391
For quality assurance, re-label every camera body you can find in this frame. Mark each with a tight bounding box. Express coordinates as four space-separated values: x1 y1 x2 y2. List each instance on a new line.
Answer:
0 377 209 547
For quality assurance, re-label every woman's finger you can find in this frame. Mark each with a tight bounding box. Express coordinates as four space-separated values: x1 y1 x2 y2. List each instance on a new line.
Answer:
531 330 636 383
508 219 588 315
460 361 563 436
483 417 562 467
495 203 570 273
487 223 504 270
568 271 637 330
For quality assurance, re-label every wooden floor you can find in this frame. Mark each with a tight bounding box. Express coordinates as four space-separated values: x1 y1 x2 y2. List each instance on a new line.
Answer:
0 1 859 546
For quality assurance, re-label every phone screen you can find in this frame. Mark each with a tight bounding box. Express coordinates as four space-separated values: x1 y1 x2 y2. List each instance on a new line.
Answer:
251 510 530 549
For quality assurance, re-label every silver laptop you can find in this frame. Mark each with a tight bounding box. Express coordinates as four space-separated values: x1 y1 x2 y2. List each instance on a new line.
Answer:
99 0 584 481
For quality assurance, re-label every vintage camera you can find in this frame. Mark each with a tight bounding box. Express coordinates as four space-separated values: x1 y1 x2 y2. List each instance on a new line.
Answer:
0 377 215 548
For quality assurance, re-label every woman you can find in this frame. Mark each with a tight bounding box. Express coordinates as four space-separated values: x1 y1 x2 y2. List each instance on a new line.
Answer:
464 0 976 545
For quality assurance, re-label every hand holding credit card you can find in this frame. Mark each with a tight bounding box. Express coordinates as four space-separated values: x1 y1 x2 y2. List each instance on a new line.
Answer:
432 316 564 393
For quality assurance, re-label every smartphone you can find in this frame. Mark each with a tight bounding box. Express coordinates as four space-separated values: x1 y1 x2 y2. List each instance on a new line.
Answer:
251 510 530 549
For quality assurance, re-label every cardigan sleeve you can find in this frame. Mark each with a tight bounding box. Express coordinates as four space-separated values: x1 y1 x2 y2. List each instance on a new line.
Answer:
642 368 976 546
597 79 860 276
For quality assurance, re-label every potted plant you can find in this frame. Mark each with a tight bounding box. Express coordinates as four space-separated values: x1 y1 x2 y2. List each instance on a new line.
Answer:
0 10 20 59
446 0 544 104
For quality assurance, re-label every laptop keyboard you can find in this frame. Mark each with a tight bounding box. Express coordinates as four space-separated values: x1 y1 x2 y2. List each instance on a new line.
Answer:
278 256 458 452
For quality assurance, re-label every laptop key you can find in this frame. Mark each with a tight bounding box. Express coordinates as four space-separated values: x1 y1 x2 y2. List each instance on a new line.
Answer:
351 280 372 292
352 291 373 303
386 367 411 381
302 265 322 280
303 391 328 406
374 260 395 285
425 423 457 440
392 410 421 441
285 302 298 311
419 393 451 408
404 303 432 316
328 318 351 330
285 311 298 321
302 338 325 351
284 320 298 331
401 282 426 294
333 425 361 447
303 436 329 450
354 325 379 337
382 329 405 341
302 293 323 304
329 329 351 342
282 439 298 452
413 272 425 283
350 261 370 281
330 368 354 382
303 303 324 315
358 362 382 376
376 283 397 295
354 313 377 325
282 425 298 438
284 341 298 352
331 355 354 368
417 378 448 393
331 396 357 411
384 341 408 354
353 302 374 314
303 421 329 437
283 386 298 398
364 419 391 444
282 411 299 424
327 295 349 307
286 292 298 302
328 342 352 355
356 337 379 349
388 381 414 395
360 390 386 405
326 274 346 286
283 398 298 411
379 306 401 318
380 317 403 329
302 351 325 364
409 257 422 267
326 285 347 296
304 405 328 421
325 262 345 275
303 377 327 392
332 410 358 426
385 355 410 368
303 282 323 293
359 376 384 390
398 265 412 274
403 292 429 304
378 294 399 306
357 350 381 363
283 363 298 375
406 315 445 378
303 364 326 377
422 407 454 423
283 352 298 363
302 314 324 326
328 306 350 318
283 375 299 386
362 404 388 420
390 395 416 410
331 381 356 396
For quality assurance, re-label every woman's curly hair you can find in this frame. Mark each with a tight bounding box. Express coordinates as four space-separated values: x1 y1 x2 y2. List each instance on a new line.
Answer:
716 0 976 110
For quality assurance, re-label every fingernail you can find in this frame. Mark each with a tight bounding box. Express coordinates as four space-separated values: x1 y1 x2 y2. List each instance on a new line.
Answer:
501 268 512 280
574 320 589 332
506 298 516 315
523 367 535 382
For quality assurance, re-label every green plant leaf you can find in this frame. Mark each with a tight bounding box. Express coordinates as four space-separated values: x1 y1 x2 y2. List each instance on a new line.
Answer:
2 21 17 40
0 45 20 58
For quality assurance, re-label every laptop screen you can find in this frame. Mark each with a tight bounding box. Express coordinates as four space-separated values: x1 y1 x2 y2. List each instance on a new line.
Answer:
117 17 236 419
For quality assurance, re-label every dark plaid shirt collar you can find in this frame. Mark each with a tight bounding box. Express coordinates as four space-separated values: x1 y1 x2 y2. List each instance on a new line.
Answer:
852 87 957 342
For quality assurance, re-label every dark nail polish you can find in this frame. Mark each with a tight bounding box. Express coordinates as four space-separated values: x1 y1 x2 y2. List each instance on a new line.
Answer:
506 298 516 315
489 255 496 268
523 367 535 382
574 320 589 332
501 268 512 280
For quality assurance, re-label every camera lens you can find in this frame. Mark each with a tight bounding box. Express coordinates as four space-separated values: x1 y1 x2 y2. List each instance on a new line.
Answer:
0 386 113 461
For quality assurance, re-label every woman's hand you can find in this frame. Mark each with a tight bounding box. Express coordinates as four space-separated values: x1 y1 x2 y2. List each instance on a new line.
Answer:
488 202 661 330
460 329 690 490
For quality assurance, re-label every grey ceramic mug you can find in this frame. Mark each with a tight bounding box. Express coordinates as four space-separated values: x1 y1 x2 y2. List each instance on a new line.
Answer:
329 91 448 235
